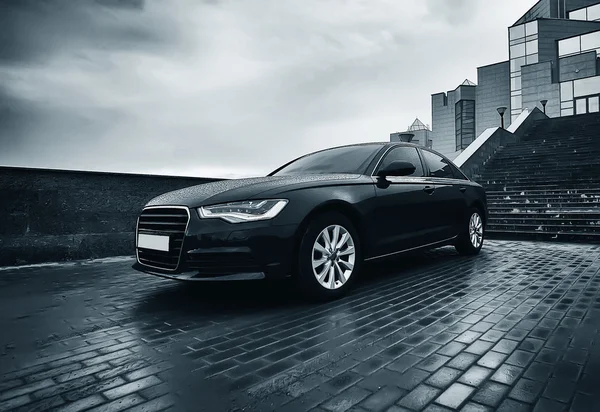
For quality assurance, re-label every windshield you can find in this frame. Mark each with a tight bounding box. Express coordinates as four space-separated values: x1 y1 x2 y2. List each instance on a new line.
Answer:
270 144 383 176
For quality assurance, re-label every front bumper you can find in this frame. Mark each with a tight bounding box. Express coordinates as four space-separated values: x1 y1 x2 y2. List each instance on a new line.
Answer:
133 205 299 281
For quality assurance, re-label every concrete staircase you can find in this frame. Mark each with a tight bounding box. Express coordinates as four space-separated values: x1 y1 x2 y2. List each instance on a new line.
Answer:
473 113 600 243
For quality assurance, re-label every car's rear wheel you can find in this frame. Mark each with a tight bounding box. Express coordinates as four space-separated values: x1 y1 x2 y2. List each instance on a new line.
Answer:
455 208 484 256
296 212 361 301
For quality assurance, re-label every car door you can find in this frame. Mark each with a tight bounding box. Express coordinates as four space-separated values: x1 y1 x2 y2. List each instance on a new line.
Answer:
370 145 437 256
419 148 467 240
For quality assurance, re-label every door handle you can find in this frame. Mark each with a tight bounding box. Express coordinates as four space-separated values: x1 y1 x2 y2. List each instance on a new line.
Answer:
423 185 435 194
459 187 466 193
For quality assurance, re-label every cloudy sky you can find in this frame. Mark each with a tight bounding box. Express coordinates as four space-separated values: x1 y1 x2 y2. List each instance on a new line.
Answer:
0 0 536 178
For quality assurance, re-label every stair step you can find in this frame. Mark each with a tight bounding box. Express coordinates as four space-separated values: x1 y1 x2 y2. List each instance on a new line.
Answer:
488 217 600 224
486 230 600 243
469 113 600 243
486 189 600 195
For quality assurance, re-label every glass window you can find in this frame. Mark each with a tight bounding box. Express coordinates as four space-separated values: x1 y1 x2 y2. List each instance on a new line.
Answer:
421 150 455 179
561 108 574 116
510 24 525 40
510 43 526 58
525 21 538 36
511 95 522 109
589 96 600 112
510 56 526 72
559 37 580 56
561 81 574 101
576 98 587 114
570 8 587 20
270 144 382 176
526 40 538 55
581 31 600 51
588 4 600 20
526 54 539 65
447 162 468 180
455 100 475 151
561 100 574 109
376 146 424 177
511 76 522 90
574 76 600 97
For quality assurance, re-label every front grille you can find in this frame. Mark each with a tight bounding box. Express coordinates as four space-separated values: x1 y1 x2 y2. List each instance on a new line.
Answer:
186 252 258 275
136 207 190 271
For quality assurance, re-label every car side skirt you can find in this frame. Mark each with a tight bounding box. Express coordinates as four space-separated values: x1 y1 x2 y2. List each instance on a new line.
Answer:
364 235 458 262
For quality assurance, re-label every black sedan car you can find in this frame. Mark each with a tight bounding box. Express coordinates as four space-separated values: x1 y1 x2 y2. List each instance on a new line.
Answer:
132 142 487 300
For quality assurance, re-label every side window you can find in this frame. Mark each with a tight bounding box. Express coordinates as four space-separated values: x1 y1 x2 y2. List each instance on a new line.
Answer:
376 146 424 177
421 150 455 179
448 162 468 180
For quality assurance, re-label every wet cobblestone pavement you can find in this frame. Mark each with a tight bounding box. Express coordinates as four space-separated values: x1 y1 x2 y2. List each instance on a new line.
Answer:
1 240 600 412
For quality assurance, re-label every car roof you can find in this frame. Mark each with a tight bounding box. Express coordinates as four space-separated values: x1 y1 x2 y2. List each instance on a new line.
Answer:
327 141 427 150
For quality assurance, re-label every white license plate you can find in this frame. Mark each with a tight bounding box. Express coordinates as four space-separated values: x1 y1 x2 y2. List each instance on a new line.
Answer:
138 234 170 252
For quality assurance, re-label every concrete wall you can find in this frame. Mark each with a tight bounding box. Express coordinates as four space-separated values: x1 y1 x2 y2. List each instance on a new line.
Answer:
431 85 477 160
538 19 600 82
476 61 511 136
559 51 598 81
522 61 561 117
515 0 600 25
0 167 220 266
514 0 556 25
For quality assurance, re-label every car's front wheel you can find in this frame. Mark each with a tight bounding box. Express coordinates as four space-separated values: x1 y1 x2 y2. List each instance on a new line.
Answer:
455 208 484 256
296 212 361 301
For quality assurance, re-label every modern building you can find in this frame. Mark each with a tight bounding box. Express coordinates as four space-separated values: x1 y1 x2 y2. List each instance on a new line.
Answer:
428 0 600 160
390 118 433 148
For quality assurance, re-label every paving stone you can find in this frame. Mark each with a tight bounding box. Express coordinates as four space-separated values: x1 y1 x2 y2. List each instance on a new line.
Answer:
447 353 479 371
532 397 568 412
425 367 462 389
437 342 466 357
435 382 475 410
496 398 532 412
523 362 553 382
0 241 599 412
471 381 510 408
359 386 405 412
103 375 162 400
492 339 519 355
397 384 441 411
542 377 577 403
477 351 508 369
464 340 494 356
508 378 544 404
461 403 493 412
395 368 431 391
458 366 494 387
320 386 371 412
415 354 451 373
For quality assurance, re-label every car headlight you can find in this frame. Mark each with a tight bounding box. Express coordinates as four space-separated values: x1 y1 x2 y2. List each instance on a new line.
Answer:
197 199 288 223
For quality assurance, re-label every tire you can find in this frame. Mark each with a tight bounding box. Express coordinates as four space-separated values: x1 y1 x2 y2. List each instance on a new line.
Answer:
295 212 362 301
455 207 484 256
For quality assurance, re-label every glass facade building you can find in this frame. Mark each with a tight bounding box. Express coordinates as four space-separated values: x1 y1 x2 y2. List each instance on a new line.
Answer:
428 0 600 161
509 21 539 122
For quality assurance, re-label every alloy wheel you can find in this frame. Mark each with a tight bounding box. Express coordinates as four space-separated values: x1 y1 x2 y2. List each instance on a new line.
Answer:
469 212 483 248
311 224 356 290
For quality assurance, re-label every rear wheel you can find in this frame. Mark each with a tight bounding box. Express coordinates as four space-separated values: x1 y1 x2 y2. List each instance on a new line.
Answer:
296 212 361 301
455 208 484 256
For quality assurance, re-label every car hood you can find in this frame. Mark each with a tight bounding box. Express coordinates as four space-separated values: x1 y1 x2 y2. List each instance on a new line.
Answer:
145 174 362 208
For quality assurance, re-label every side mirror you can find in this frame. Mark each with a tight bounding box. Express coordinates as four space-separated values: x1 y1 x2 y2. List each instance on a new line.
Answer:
376 161 416 178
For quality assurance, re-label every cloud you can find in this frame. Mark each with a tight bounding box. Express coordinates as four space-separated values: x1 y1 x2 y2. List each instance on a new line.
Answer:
0 0 538 178
424 0 481 26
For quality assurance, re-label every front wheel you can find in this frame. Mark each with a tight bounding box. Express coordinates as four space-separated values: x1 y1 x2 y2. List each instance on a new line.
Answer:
295 212 362 301
455 208 484 256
